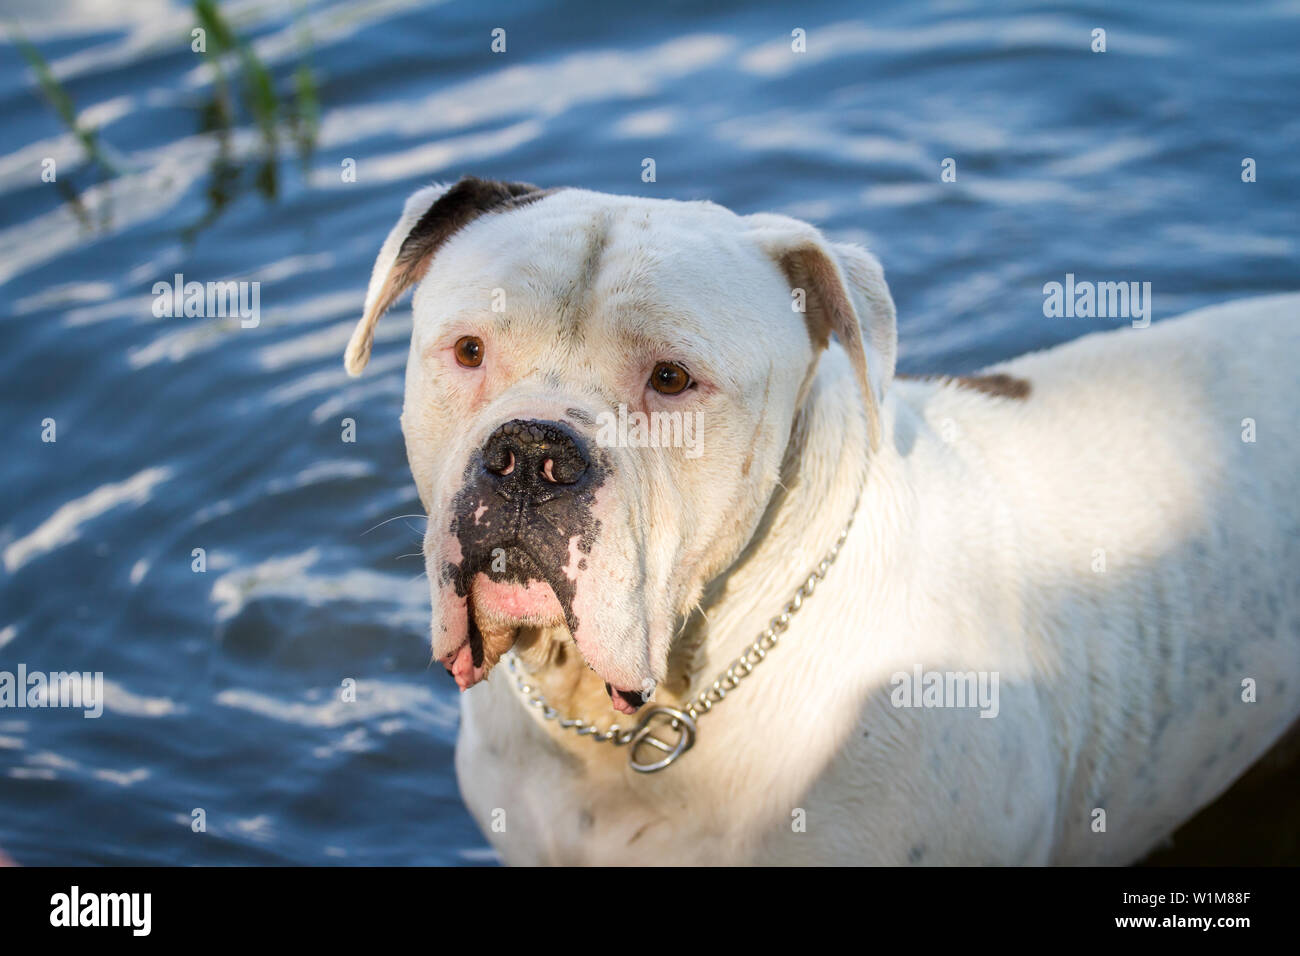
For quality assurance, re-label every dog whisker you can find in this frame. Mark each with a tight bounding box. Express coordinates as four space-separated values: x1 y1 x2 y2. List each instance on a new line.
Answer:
360 513 429 537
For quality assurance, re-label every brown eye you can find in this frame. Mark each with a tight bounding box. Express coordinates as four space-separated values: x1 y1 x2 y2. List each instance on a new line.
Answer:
650 361 691 395
454 335 484 368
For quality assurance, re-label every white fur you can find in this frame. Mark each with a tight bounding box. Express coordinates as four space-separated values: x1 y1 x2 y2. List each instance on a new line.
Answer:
354 185 1300 864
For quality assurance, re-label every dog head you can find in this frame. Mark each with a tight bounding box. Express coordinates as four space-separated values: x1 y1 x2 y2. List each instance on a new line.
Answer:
346 177 895 712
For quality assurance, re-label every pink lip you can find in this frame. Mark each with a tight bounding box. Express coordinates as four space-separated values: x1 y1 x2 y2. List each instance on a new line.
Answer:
446 641 485 691
471 573 564 622
440 574 648 714
608 687 644 714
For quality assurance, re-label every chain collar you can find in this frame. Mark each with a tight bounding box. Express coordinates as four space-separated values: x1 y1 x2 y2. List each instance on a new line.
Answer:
502 496 859 773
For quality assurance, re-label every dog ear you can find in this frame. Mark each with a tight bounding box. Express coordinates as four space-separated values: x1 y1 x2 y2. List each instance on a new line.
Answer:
345 176 546 375
746 214 897 452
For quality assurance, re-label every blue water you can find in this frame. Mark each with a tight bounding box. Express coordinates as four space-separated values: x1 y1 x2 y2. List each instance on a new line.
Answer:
0 0 1296 865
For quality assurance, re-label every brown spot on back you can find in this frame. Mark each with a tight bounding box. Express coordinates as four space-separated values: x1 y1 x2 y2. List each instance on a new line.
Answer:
953 372 1031 399
898 372 1031 400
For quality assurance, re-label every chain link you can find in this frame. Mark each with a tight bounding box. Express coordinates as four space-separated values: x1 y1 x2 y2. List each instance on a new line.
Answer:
503 497 859 749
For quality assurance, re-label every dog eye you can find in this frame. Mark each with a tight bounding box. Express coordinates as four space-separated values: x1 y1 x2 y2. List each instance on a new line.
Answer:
649 361 691 395
454 336 484 368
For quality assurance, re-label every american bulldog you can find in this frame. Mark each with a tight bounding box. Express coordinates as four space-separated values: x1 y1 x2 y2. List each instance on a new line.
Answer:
346 176 1300 865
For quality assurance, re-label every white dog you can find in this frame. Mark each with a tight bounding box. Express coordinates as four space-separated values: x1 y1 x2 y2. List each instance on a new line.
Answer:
346 177 1300 864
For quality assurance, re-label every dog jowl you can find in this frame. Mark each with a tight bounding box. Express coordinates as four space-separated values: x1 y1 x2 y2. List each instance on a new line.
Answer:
441 419 606 690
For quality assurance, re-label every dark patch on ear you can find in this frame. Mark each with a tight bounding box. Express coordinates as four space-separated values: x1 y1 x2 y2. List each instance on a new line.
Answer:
346 176 555 375
392 176 551 291
772 244 883 449
776 251 831 352
897 372 1031 400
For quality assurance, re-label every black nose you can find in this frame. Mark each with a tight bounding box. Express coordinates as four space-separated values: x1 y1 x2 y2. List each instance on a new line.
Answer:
482 419 589 502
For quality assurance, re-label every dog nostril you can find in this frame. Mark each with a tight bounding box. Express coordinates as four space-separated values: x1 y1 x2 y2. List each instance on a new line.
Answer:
543 452 587 484
484 445 514 476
